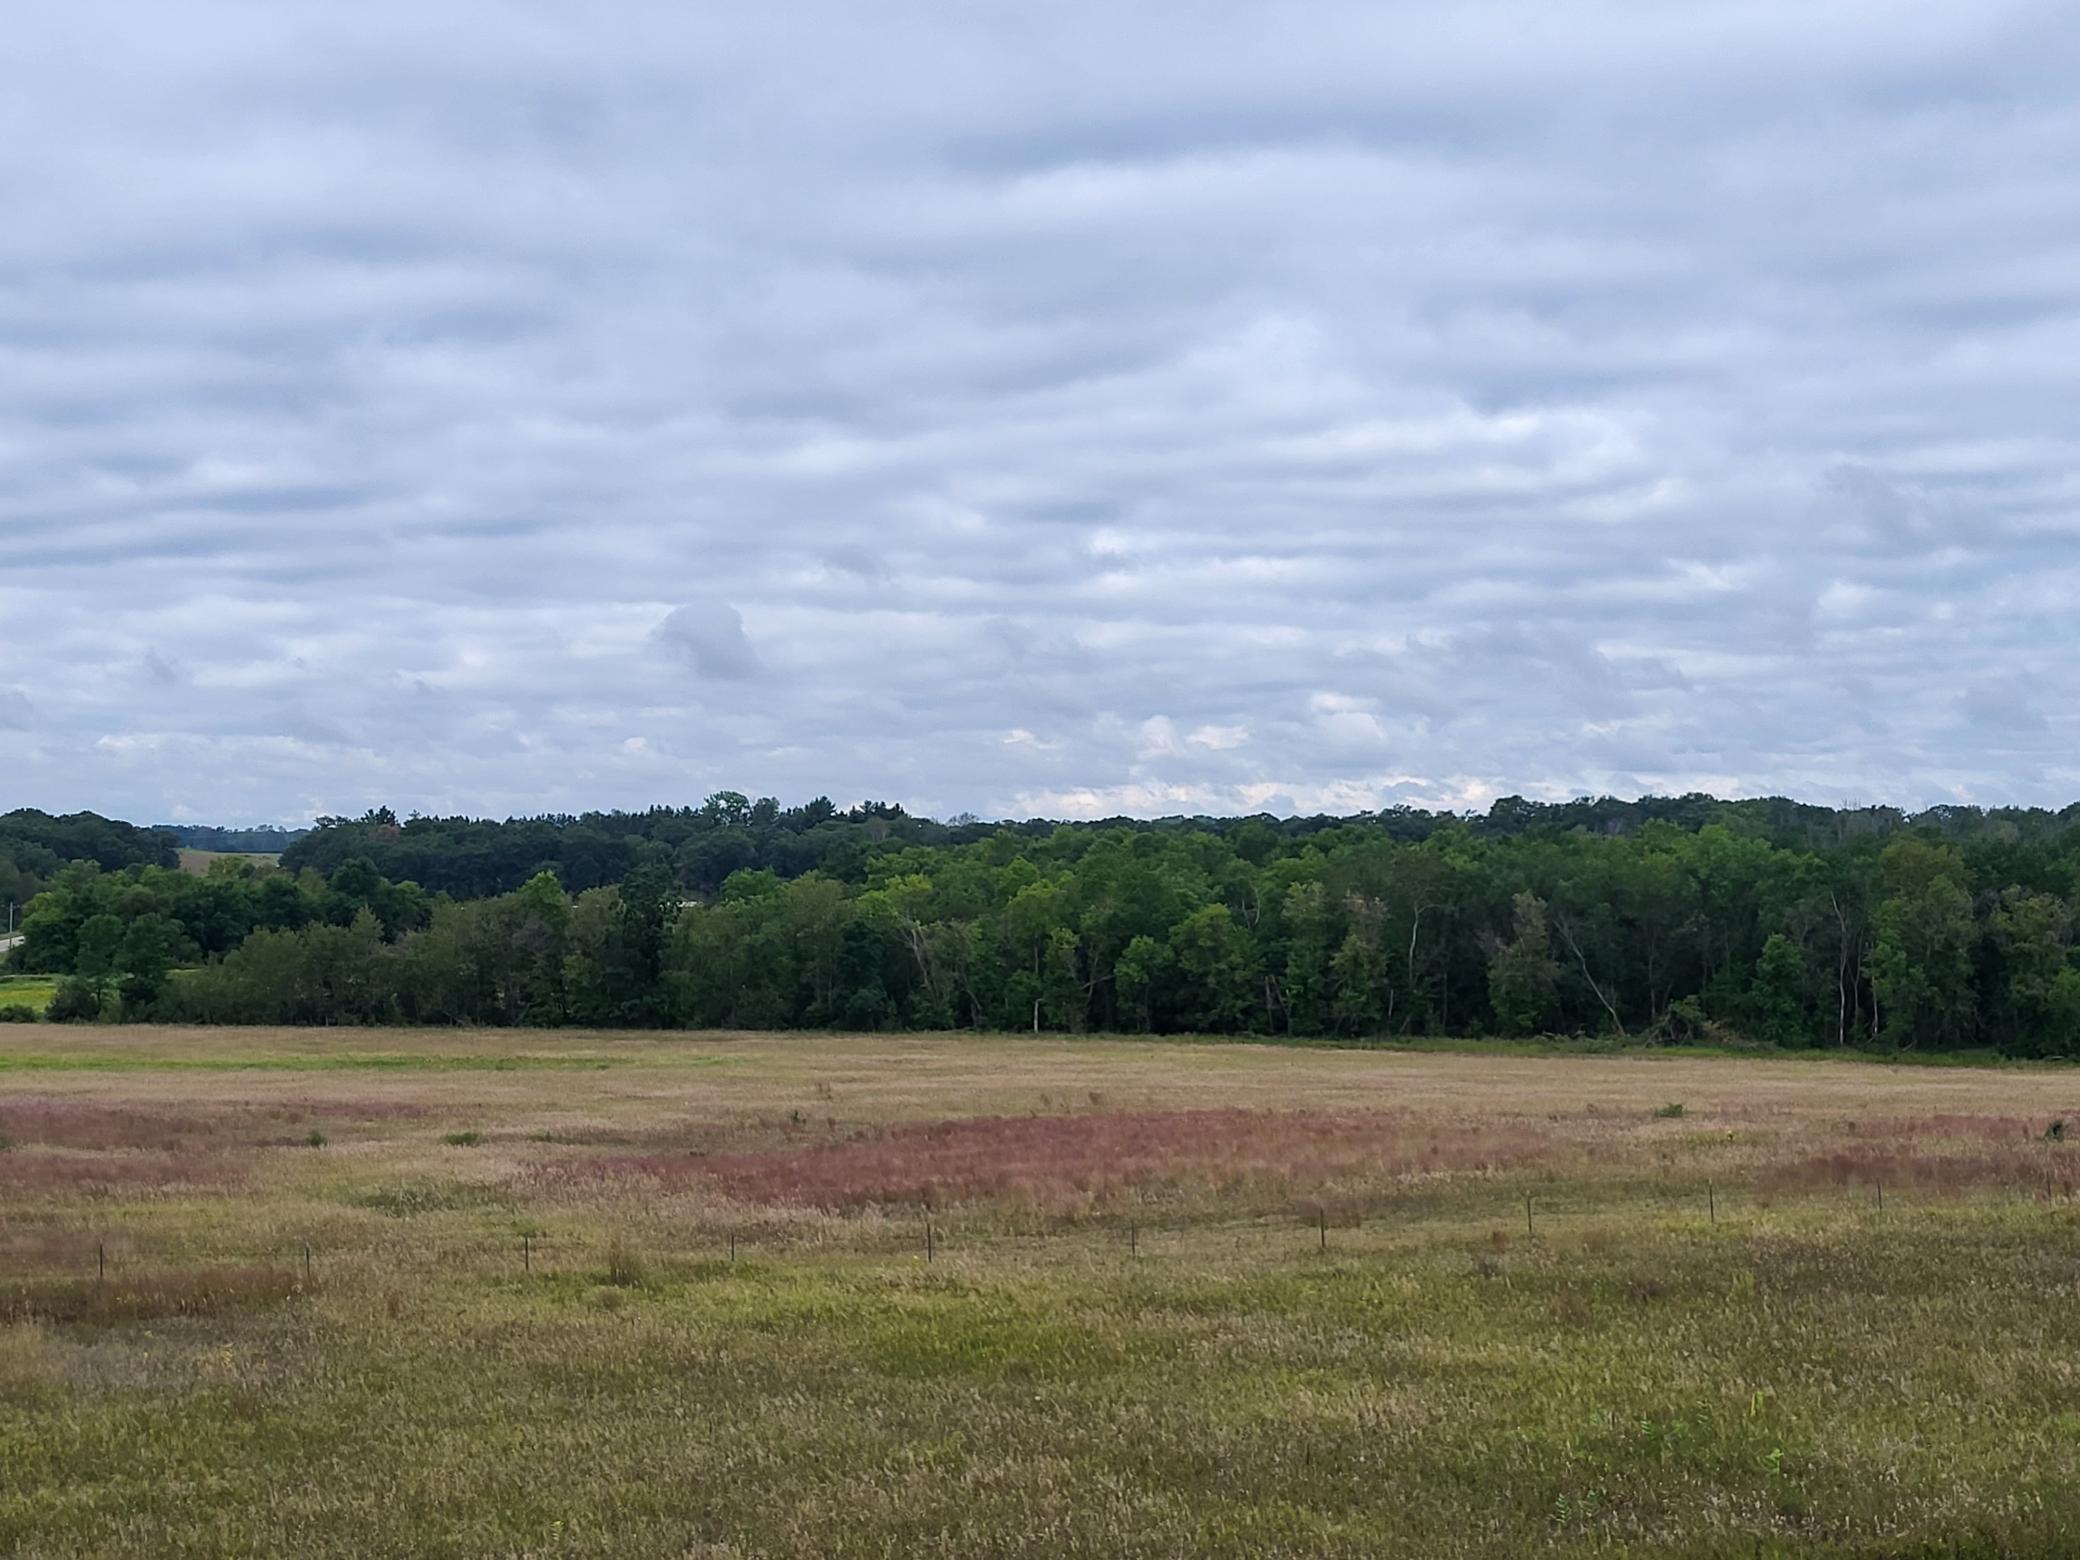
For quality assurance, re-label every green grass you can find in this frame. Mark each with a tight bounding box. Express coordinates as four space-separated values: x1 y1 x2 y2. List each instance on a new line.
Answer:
5 1209 2078 1556
0 976 55 1017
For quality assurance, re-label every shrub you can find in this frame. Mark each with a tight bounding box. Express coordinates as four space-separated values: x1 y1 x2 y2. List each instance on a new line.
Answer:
442 1131 482 1147
0 1005 36 1023
1655 1102 1686 1119
44 981 104 1024
304 1130 327 1148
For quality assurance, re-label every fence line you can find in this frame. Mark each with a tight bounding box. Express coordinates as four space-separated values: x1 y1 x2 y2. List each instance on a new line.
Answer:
9 1171 2065 1292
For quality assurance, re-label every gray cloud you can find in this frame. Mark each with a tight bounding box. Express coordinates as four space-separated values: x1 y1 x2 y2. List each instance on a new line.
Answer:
3 2 2080 822
655 603 763 682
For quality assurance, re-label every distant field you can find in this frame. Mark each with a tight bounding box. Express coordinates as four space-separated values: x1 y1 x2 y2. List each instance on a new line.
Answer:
4 1028 2080 1556
177 848 281 874
0 975 55 1015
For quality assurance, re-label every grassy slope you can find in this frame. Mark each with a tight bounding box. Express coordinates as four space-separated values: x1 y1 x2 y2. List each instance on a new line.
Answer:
176 848 280 875
3 1029 2079 1557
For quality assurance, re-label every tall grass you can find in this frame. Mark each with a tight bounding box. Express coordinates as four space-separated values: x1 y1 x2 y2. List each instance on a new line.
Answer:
2 1026 2079 1555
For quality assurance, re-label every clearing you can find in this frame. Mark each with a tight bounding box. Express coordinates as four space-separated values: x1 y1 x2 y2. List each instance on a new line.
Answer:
176 848 281 874
3 1027 2079 1556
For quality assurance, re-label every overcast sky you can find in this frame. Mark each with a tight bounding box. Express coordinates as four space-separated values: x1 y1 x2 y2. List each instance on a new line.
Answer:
4 3 2079 826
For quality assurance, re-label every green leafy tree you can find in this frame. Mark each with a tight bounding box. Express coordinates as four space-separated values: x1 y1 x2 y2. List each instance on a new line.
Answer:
1870 844 1977 1050
1114 934 1172 1032
1169 904 1259 1032
1487 892 1558 1035
1746 932 1809 1045
115 912 187 1011
1281 880 1335 1034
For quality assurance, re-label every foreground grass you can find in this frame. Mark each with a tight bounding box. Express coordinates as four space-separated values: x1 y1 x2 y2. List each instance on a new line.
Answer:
4 1028 2080 1556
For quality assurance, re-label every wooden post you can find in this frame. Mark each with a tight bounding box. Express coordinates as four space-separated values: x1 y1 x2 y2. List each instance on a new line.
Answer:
1525 1193 1534 1238
1318 1207 1327 1252
97 1241 105 1280
1708 1181 1716 1225
926 1221 935 1264
303 1242 312 1283
1130 1224 1138 1258
523 1233 531 1273
728 1230 736 1263
1876 1179 1884 1214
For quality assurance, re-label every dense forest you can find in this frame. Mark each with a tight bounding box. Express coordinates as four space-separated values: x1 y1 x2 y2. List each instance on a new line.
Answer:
0 809 179 911
9 792 2080 1053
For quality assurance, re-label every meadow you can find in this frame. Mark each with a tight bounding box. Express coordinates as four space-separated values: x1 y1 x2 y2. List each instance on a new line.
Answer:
0 975 56 1017
4 1028 2080 1556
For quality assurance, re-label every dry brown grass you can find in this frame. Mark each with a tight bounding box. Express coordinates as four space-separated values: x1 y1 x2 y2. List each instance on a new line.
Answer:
9 1027 2080 1227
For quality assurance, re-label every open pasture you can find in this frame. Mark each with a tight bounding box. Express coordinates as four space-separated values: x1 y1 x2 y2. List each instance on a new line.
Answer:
0 975 55 1017
5 1028 2080 1556
175 847 281 875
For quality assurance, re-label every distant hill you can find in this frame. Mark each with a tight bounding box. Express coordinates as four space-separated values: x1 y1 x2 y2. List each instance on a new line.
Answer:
2 809 179 907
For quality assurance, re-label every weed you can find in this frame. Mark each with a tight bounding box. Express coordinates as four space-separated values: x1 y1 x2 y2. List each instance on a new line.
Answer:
305 1130 327 1148
600 1239 647 1290
1654 1102 1686 1118
442 1131 482 1147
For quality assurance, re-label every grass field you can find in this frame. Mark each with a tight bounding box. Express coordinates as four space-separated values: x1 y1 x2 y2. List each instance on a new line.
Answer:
0 975 56 1016
176 848 281 875
5 1028 2080 1556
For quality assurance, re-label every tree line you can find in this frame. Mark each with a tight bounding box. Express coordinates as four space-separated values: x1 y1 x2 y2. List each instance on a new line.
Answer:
10 792 2080 1053
0 809 178 912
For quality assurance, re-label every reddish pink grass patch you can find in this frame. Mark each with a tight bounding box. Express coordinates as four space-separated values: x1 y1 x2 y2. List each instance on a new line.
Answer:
572 1109 1546 1212
0 1099 219 1153
0 1095 434 1156
0 1149 242 1195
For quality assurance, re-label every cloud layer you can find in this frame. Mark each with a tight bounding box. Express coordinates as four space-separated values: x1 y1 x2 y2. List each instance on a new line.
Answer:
4 2 2079 823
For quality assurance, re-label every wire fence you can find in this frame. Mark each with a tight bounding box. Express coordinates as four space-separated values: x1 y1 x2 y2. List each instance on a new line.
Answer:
7 1168 2069 1300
